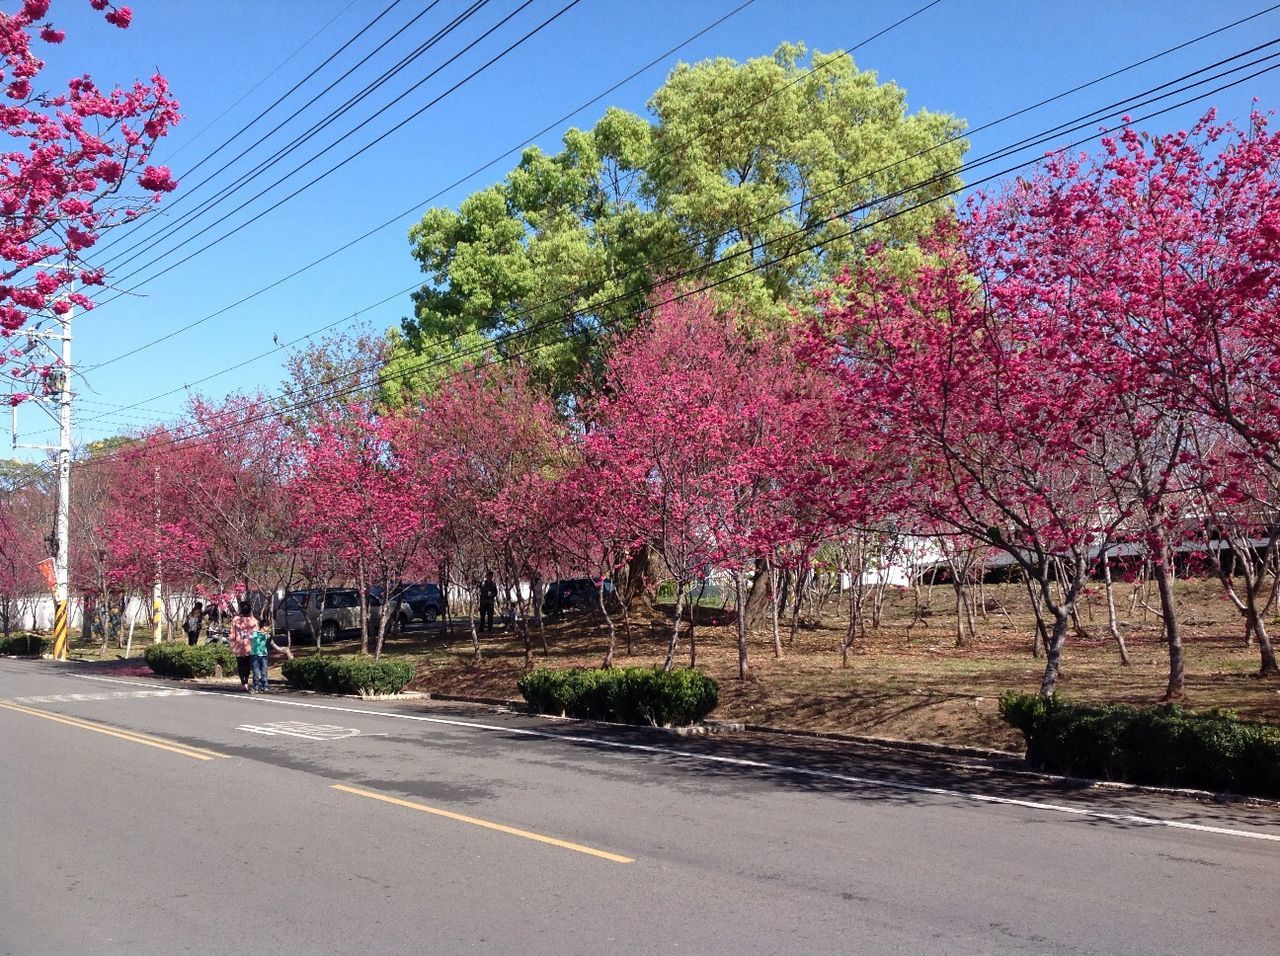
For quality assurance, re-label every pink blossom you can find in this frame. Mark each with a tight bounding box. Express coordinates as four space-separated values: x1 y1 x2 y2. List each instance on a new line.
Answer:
137 164 176 191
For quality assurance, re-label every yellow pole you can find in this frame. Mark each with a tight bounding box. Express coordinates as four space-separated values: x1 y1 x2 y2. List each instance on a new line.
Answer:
51 598 68 660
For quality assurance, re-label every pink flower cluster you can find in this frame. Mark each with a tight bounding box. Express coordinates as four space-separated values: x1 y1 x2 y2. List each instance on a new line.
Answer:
1 1 178 372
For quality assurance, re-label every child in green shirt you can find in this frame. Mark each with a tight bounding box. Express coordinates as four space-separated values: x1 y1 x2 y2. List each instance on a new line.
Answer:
250 628 274 692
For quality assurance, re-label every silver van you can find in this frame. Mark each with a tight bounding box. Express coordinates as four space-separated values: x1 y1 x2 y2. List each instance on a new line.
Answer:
275 588 384 642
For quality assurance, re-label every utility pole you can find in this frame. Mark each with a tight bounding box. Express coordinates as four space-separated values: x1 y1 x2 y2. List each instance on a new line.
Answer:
53 277 72 660
11 271 73 660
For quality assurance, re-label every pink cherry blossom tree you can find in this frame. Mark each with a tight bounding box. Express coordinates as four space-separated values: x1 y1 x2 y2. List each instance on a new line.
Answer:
1 1 179 361
402 362 568 667
587 293 839 677
1190 420 1280 676
100 396 295 632
810 227 1127 698
292 405 434 657
543 451 641 668
957 111 1280 690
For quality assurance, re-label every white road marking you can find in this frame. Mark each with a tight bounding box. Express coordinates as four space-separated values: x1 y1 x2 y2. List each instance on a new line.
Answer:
12 689 193 704
67 671 1280 844
238 720 362 740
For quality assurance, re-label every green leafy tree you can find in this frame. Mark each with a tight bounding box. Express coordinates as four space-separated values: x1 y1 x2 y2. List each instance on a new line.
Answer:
394 43 966 397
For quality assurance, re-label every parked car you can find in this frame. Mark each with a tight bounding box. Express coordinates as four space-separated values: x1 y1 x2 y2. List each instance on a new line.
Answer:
272 590 308 636
274 588 384 642
369 582 446 628
542 578 612 616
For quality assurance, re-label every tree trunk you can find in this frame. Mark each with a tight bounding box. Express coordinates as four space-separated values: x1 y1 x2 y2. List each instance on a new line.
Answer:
530 572 547 654
124 602 137 660
689 577 707 668
1038 606 1070 698
1099 546 1131 665
1021 569 1047 658
739 557 771 631
1247 608 1279 677
662 583 687 672
599 583 617 669
1150 541 1184 700
841 583 858 667
788 567 804 646
777 569 792 626
768 559 782 659
467 588 482 661
623 542 662 612
98 586 111 658
357 562 370 656
734 569 750 679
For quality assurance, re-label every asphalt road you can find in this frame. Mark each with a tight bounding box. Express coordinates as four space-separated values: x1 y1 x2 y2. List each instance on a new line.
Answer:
1 658 1277 955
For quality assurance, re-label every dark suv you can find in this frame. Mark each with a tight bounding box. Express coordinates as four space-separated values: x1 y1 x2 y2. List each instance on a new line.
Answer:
370 582 446 628
542 579 611 615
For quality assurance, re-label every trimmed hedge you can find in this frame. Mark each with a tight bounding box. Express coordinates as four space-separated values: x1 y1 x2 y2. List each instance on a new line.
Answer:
517 666 719 727
999 692 1280 799
0 633 46 656
144 642 236 678
281 654 414 696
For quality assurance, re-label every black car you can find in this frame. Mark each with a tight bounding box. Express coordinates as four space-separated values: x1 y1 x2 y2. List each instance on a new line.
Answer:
542 578 611 615
370 582 447 628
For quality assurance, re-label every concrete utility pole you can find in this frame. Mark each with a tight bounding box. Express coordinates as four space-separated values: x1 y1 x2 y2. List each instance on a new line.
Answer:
53 279 72 660
11 272 74 660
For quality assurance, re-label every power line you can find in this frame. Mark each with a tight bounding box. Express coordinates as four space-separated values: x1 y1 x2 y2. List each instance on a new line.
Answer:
81 0 932 364
145 0 392 167
80 0 1276 380
90 0 580 298
90 0 466 268
37 48 1279 482
80 0 762 374
74 28 1280 429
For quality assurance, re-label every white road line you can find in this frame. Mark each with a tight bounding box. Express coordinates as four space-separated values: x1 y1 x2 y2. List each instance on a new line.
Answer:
12 689 193 704
68 671 1280 844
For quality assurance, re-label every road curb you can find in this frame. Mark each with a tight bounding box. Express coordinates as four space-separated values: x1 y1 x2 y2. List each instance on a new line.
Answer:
418 689 1018 759
41 658 1280 808
427 691 527 708
416 690 1280 808
698 719 1021 761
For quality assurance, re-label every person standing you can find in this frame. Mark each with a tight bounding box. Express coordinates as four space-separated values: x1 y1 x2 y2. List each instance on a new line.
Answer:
250 626 275 692
478 571 498 633
229 600 257 692
183 601 204 647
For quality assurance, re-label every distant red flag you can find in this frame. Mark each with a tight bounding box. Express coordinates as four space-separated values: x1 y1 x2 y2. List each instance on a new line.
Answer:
37 558 55 592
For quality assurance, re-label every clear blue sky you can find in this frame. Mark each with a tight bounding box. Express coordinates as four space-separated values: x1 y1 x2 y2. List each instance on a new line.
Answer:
15 0 1280 452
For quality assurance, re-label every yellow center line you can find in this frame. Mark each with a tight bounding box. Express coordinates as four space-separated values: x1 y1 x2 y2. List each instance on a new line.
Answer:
330 783 635 864
0 700 229 761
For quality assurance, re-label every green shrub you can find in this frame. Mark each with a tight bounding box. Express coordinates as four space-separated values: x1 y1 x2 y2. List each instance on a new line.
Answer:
143 642 236 678
0 633 46 655
517 666 719 727
999 691 1280 799
281 654 414 696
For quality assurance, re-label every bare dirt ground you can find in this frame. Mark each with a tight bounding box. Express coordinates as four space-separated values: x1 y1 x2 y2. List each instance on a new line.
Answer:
62 577 1280 751
398 577 1280 751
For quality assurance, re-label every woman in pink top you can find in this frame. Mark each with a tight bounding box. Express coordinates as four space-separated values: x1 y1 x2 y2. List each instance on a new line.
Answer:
229 600 258 692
